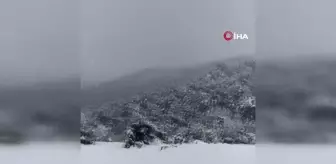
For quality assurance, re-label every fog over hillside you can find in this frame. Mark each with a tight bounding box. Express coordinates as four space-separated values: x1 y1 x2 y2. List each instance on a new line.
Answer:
0 0 80 143
255 57 336 143
256 0 336 144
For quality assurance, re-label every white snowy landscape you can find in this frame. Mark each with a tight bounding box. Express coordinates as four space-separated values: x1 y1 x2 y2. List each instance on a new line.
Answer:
80 142 336 164
80 142 256 164
258 144 336 164
0 142 79 164
1 142 335 164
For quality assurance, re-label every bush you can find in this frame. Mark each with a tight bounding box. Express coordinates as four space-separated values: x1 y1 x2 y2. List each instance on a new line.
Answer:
124 122 166 148
80 137 94 145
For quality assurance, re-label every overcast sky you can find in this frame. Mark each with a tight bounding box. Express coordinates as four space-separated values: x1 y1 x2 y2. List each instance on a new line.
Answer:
1 0 335 86
257 0 336 57
81 0 256 85
0 0 257 86
0 0 79 87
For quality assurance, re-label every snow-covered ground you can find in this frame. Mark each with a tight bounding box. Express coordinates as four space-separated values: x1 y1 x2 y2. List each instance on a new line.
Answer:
258 144 336 164
80 142 256 164
1 142 334 164
0 142 79 164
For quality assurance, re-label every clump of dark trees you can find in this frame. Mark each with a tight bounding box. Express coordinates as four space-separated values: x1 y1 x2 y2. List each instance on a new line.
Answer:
124 122 166 148
80 131 94 145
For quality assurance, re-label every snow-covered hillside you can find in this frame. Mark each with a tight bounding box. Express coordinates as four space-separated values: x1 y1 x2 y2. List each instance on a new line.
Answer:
80 142 256 164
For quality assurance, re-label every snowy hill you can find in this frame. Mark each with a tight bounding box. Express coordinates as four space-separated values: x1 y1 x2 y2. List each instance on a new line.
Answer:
81 59 256 145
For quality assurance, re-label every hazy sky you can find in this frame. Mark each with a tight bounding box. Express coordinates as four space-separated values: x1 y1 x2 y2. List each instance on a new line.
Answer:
81 0 256 85
2 0 335 86
0 0 79 86
0 0 256 86
257 0 336 56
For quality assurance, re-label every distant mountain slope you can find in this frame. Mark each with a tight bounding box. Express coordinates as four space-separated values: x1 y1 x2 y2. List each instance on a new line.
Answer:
256 56 336 143
81 66 211 107
81 58 256 145
0 77 80 142
81 56 254 106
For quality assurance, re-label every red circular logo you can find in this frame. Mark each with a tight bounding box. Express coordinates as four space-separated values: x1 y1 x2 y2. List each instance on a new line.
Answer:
223 31 233 41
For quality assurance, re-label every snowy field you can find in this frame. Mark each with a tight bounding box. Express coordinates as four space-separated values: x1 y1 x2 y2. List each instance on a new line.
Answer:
0 142 79 164
258 144 336 164
1 142 334 164
80 142 256 164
